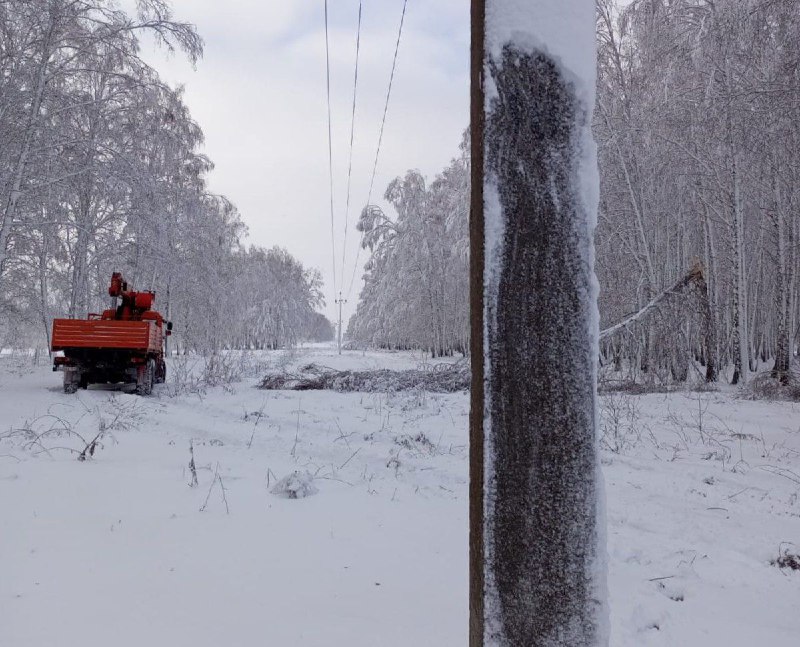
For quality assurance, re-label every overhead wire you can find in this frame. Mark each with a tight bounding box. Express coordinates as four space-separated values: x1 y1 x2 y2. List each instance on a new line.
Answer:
324 0 338 297
339 1 363 291
345 0 408 300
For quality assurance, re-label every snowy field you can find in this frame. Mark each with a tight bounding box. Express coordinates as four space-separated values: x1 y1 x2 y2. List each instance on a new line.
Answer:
1 346 799 646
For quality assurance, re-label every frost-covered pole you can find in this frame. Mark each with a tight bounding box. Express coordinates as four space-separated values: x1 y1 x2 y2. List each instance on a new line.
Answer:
470 1 607 645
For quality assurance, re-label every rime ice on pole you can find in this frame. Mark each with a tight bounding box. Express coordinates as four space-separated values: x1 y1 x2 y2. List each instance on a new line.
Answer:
479 0 608 645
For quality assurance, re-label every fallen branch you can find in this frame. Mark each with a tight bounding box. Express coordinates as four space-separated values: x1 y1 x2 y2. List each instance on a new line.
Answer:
600 262 705 340
258 361 470 393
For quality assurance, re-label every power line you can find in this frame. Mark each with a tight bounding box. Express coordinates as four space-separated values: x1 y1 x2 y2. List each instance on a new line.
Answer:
324 0 337 297
346 0 408 300
339 1 362 288
366 0 407 205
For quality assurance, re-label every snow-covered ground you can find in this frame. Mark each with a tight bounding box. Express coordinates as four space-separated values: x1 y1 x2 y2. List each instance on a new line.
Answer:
1 346 799 646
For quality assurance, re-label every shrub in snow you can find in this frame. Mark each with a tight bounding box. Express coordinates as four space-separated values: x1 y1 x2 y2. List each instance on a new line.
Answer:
600 391 642 454
772 544 800 571
744 370 800 402
270 470 318 499
394 432 435 454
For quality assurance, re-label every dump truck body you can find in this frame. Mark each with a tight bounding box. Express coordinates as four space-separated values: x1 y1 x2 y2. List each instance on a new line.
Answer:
52 318 163 353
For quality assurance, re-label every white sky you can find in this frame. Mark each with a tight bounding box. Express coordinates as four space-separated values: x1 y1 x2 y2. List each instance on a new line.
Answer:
136 1 470 324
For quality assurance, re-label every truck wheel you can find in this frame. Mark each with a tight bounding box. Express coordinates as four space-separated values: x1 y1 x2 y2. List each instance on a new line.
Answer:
63 368 79 394
155 358 166 384
79 374 89 390
135 360 154 396
146 360 155 394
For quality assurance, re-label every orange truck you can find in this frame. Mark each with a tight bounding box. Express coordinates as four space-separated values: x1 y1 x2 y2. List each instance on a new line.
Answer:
51 273 172 395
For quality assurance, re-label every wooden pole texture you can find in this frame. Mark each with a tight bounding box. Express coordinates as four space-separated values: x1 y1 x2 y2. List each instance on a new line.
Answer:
469 0 486 644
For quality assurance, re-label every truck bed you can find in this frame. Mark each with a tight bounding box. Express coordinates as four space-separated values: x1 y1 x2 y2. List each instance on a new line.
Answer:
51 319 161 353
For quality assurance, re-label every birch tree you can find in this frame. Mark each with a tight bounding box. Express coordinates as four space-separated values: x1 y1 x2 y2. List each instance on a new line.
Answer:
0 1 326 355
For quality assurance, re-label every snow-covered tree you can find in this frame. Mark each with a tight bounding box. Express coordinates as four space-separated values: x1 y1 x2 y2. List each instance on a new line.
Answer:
595 0 800 386
348 132 469 356
0 1 323 354
351 0 800 389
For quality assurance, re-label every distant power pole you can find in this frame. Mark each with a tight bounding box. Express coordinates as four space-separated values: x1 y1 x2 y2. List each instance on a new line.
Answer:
335 292 347 354
470 1 607 646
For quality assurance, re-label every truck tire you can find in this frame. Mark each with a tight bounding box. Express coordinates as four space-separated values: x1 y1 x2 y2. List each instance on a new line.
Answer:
136 360 154 396
63 368 79 394
155 358 166 384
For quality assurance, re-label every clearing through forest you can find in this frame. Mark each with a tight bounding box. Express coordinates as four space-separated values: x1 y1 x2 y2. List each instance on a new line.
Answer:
1 346 799 646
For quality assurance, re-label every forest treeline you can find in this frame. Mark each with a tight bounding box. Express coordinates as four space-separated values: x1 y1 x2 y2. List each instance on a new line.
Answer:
0 0 330 352
347 132 470 357
350 0 800 384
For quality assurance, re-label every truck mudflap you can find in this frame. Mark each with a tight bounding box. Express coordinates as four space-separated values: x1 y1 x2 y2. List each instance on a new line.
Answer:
62 366 82 394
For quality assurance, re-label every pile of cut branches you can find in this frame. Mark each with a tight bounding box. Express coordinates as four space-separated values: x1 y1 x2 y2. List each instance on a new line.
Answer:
743 369 800 402
258 362 470 393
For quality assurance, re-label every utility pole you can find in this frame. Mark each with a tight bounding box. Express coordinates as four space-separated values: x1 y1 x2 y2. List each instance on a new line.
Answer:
335 291 347 355
470 1 607 645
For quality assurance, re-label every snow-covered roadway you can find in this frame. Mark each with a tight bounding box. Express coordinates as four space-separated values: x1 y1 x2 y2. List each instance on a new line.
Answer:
1 347 798 646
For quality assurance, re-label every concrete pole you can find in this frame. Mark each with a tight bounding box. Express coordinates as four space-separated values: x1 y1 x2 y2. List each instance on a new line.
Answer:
335 292 347 355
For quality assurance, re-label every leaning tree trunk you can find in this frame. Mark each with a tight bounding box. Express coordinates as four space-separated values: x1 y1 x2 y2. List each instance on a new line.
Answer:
470 1 607 645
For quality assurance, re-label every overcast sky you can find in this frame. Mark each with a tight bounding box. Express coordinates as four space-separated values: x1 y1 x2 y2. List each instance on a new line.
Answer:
136 1 469 325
